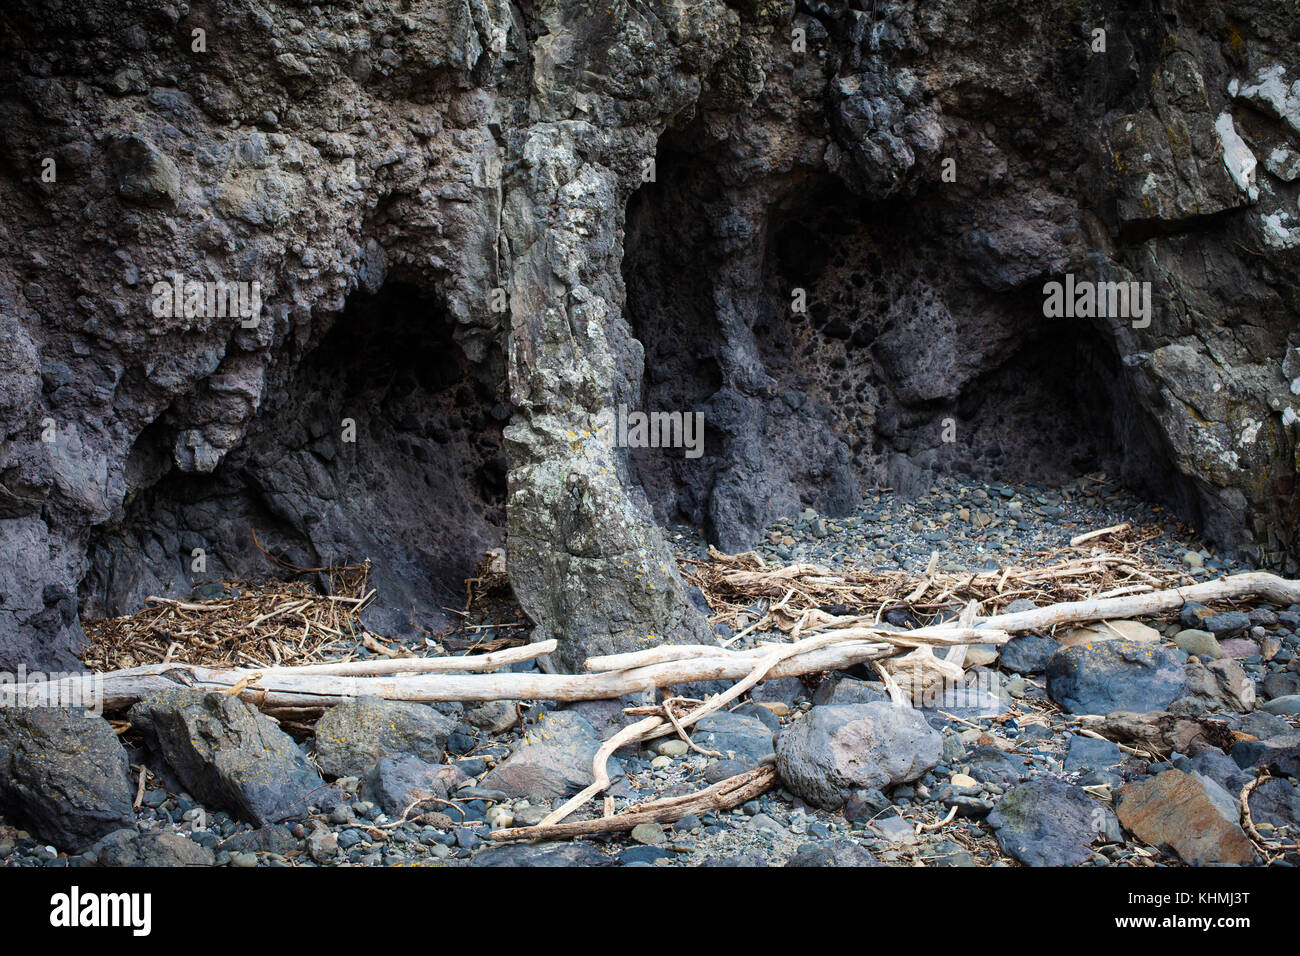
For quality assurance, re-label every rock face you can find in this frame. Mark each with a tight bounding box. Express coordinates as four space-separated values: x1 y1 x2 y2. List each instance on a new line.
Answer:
313 697 456 779
1116 769 1256 866
775 702 942 809
129 689 327 826
0 708 136 850
1 1 1299 671
1046 643 1188 715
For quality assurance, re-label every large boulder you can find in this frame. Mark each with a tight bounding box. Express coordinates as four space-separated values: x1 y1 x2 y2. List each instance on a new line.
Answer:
785 841 881 867
1169 658 1256 715
775 703 941 809
480 711 618 801
812 674 893 707
90 828 215 867
1116 769 1256 866
692 712 775 765
313 697 456 778
362 757 469 817
1046 643 1188 715
0 707 135 850
129 689 328 826
988 778 1118 867
469 841 613 867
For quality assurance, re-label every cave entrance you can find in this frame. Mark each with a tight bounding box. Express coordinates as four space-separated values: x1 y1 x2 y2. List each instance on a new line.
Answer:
623 150 1194 554
83 281 508 639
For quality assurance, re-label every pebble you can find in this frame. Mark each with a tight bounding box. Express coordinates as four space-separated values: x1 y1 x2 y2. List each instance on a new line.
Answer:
2 472 1286 872
1260 695 1300 716
1175 629 1223 659
653 739 690 757
631 823 666 845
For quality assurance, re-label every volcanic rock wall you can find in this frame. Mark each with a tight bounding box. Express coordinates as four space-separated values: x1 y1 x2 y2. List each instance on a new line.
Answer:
0 0 1297 672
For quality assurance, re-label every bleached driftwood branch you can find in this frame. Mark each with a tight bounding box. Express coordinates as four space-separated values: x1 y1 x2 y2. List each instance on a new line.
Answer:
9 572 1298 713
490 765 779 843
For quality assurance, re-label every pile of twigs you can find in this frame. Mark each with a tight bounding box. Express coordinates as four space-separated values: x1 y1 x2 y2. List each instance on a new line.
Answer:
80 562 374 672
682 524 1193 641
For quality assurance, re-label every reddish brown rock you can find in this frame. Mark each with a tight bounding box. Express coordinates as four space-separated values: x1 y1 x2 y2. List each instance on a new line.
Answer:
1116 769 1256 866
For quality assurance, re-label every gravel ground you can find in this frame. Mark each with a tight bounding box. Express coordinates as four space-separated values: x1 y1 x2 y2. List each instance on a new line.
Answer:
2 474 1296 868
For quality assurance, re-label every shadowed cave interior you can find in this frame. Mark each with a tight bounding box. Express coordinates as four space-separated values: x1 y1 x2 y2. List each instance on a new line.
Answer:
622 146 1197 551
78 159 1201 633
80 282 509 638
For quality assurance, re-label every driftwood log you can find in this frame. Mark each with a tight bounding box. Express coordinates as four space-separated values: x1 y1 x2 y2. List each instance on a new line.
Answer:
490 765 779 842
6 571 1299 713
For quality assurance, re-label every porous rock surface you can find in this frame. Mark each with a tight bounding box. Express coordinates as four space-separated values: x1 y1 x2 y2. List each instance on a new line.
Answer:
1 1 1298 672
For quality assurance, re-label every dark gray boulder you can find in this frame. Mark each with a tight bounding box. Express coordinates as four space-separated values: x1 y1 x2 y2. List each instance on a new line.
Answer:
1063 735 1124 771
1046 643 1188 715
129 689 327 826
362 756 469 816
216 824 301 856
1248 778 1300 830
1180 749 1252 794
480 711 618 801
313 696 456 778
91 828 215 867
0 707 135 850
692 711 775 764
776 703 941 809
988 778 1117 866
812 674 892 707
999 634 1061 674
785 841 881 867
965 746 1032 788
469 841 613 867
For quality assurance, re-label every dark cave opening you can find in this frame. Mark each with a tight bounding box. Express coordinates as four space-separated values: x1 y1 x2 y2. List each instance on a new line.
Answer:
82 281 508 638
623 148 1196 551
